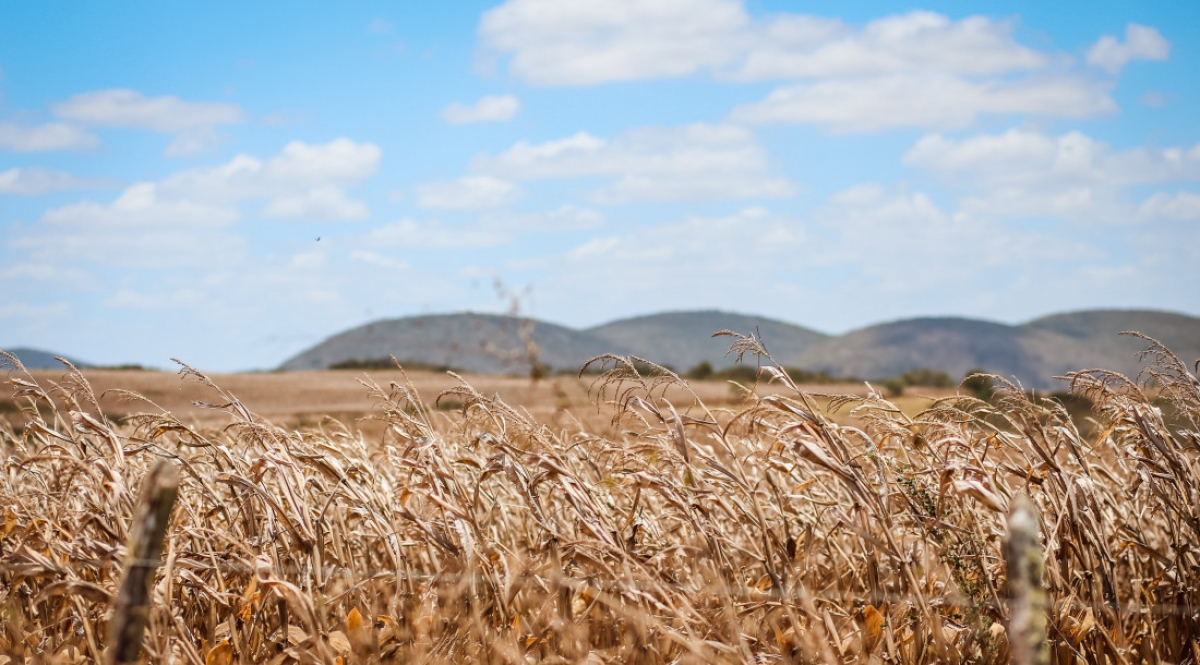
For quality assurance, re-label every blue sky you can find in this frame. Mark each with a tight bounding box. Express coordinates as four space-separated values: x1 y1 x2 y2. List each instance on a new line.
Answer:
2 0 1198 370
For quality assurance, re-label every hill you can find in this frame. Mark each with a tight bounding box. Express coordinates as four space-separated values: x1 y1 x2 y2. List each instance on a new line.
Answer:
585 310 828 371
280 308 1200 390
791 310 1200 389
280 313 634 374
1 347 90 370
790 318 1102 388
1023 310 1200 380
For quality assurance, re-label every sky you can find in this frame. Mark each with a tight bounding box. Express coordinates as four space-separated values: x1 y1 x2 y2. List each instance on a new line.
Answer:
1 1 1198 371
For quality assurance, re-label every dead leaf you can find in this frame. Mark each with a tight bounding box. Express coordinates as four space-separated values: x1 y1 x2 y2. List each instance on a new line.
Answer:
205 641 233 665
862 605 884 652
328 630 351 653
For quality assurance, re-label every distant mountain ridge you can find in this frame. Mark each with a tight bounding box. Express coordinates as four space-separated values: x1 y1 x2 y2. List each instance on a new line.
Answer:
281 309 1200 389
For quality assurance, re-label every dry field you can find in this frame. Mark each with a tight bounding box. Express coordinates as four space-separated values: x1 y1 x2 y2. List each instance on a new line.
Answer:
7 368 950 433
1 334 1198 664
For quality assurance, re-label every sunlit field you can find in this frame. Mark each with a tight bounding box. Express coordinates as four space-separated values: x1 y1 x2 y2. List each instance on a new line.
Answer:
2 332 1198 663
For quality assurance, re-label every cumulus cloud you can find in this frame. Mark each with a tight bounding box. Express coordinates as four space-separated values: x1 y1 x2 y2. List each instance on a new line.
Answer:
441 95 520 124
262 186 372 220
52 89 245 132
479 3 1147 132
471 123 796 202
483 3 1060 84
905 130 1200 186
1137 192 1200 222
730 11 1048 81
414 176 521 209
14 183 245 268
160 138 380 217
8 139 379 271
479 0 750 86
904 130 1200 222
812 185 1101 288
0 121 99 152
0 168 112 196
365 219 509 248
730 74 1115 132
1087 24 1170 74
51 89 246 156
480 205 604 232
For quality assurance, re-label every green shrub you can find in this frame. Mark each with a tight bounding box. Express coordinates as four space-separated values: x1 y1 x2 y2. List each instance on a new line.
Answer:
686 361 714 380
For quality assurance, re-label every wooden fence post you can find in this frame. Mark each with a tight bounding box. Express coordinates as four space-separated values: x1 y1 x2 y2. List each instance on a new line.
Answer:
1005 494 1049 665
106 460 180 665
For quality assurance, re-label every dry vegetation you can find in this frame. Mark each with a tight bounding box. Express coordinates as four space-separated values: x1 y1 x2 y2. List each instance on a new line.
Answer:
1 332 1199 663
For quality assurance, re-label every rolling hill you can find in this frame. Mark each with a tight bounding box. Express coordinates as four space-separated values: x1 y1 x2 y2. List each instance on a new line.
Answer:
280 308 1200 389
280 313 634 374
585 311 829 370
1 347 90 370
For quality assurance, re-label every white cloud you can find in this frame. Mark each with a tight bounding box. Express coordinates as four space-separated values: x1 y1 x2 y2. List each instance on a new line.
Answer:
904 130 1200 223
52 89 245 132
0 121 99 152
163 127 226 157
104 289 207 310
350 251 409 271
41 183 238 228
479 0 749 86
0 302 72 320
0 263 89 284
160 138 379 217
441 95 521 124
481 205 604 232
263 186 371 220
414 176 521 209
1087 24 1170 74
1137 192 1200 222
0 168 112 196
7 138 381 273
812 185 1101 289
482 4 1059 85
905 130 1200 187
162 139 379 201
366 219 509 249
13 183 245 268
730 11 1048 81
730 74 1115 132
471 123 796 202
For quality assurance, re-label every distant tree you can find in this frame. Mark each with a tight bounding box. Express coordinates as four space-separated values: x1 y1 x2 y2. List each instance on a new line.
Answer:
686 361 714 380
900 368 953 388
962 369 996 400
880 377 905 397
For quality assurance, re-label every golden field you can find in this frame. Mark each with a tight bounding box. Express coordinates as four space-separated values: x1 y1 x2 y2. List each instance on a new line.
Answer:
1 335 1198 663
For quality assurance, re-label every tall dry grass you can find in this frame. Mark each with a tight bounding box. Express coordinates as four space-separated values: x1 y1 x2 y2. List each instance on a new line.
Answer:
0 331 1198 663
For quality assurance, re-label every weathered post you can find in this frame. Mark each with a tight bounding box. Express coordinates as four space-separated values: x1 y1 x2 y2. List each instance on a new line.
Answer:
1005 494 1048 665
106 460 180 665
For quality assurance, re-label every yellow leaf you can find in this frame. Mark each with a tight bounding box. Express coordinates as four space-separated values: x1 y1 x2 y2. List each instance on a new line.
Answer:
862 606 884 653
205 641 233 665
347 607 363 634
524 636 538 648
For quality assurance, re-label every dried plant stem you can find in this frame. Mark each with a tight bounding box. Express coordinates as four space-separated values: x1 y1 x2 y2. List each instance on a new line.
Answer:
106 459 179 665
1006 495 1048 665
